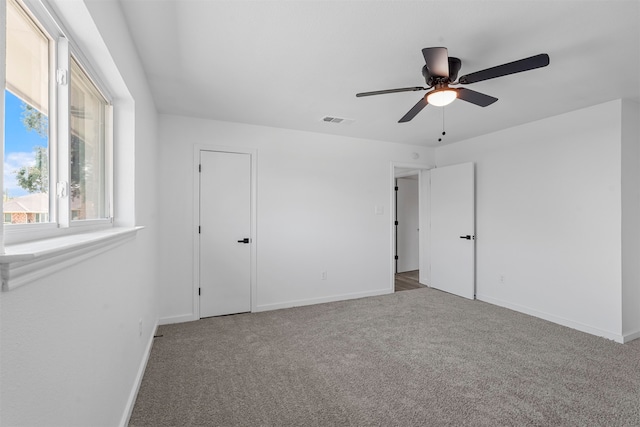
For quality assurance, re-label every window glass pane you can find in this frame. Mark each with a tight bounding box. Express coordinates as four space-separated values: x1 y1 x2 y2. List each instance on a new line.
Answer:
4 0 50 224
70 57 107 220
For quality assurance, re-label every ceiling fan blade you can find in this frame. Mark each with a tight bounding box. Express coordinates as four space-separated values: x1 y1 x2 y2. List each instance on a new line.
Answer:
456 88 498 107
422 47 449 78
398 97 428 123
356 87 427 97
458 53 550 85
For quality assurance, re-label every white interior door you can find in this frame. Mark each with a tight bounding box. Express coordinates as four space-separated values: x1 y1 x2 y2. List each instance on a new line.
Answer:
430 162 475 299
200 151 251 317
396 177 419 273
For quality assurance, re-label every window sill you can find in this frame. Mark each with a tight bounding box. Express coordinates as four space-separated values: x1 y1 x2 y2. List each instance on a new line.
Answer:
0 226 143 291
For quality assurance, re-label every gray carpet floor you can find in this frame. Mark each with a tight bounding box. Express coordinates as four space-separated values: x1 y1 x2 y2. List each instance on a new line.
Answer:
130 287 640 426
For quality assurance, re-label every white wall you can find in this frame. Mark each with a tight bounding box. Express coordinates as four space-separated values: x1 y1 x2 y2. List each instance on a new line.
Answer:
0 1 160 426
436 100 629 341
158 115 434 322
621 99 640 339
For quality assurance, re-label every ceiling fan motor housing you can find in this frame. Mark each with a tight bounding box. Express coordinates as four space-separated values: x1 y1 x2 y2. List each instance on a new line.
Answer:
422 57 462 85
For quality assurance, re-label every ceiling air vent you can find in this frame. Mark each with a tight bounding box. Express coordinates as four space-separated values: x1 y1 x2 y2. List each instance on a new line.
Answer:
321 116 355 125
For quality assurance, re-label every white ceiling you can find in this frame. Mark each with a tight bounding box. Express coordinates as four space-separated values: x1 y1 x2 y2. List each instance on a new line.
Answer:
118 0 639 147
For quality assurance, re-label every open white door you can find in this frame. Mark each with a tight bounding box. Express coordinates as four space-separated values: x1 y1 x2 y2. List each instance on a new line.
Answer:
430 162 475 299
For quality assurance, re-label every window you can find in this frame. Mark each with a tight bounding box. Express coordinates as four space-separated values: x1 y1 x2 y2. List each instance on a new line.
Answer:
3 0 112 239
1 0 138 291
4 0 50 221
70 58 108 221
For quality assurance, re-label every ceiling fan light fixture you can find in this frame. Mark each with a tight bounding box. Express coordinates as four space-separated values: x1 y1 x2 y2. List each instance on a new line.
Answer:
426 89 457 107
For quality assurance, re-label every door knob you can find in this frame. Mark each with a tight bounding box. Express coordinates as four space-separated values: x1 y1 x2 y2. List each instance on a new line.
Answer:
459 235 474 240
237 238 250 244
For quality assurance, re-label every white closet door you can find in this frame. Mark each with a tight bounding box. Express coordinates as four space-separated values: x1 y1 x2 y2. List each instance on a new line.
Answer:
199 151 251 317
430 162 475 299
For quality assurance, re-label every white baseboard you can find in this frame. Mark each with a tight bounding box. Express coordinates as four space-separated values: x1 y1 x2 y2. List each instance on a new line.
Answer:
476 294 625 344
119 319 159 427
158 289 395 323
623 329 640 343
158 313 197 325
254 288 392 312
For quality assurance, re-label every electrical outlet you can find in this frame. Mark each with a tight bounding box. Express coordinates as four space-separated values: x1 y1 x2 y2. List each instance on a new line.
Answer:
500 275 505 284
321 271 327 280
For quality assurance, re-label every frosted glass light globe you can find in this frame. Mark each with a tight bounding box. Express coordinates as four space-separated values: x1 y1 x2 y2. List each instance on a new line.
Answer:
427 89 457 107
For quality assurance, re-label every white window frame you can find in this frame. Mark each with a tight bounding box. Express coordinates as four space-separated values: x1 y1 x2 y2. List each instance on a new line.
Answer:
67 53 114 227
1 0 141 292
3 0 114 245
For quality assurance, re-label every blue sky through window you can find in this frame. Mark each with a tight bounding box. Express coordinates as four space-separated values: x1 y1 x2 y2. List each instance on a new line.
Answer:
4 89 49 198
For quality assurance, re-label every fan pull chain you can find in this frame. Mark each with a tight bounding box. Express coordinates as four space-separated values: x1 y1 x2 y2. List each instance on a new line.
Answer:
438 107 446 142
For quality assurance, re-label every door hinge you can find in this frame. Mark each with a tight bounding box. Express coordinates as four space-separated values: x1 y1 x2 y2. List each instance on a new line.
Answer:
198 226 201 234
394 221 399 226
199 164 201 172
394 255 399 260
394 186 399 191
198 288 201 296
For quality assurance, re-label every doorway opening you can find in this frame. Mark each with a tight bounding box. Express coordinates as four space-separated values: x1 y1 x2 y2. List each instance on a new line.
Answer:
391 162 476 299
391 164 431 292
395 174 422 292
